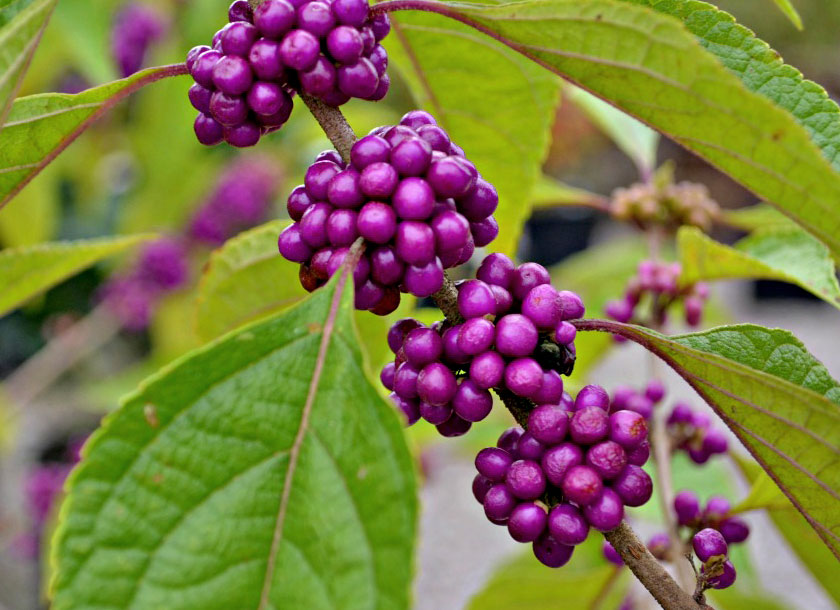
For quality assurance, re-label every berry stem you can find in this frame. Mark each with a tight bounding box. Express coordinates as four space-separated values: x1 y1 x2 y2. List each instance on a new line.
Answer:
605 522 711 610
300 94 357 164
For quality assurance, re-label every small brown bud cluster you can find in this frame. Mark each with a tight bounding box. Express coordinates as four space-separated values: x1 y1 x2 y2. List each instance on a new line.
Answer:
611 180 719 231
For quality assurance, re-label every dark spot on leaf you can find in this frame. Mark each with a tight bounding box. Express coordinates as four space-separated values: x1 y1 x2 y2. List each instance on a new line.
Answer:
308 322 322 333
595 13 602 21
772 130 784 141
152 473 164 485
144 404 159 428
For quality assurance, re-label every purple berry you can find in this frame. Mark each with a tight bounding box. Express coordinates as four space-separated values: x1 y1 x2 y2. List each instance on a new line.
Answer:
280 29 320 70
357 201 397 243
326 25 363 63
495 314 538 357
194 113 224 145
328 169 364 209
532 370 564 405
556 290 585 320
533 533 574 568
489 285 513 315
417 124 449 152
391 137 432 177
296 1 335 36
475 447 513 482
484 484 517 521
360 162 399 199
305 160 341 200
210 91 249 126
706 560 736 589
528 404 569 445
387 318 421 353
470 216 499 247
704 496 731 521
404 258 444 297
417 362 457 406
511 262 550 300
459 177 498 221
188 84 212 113
393 363 420 399
300 57 338 97
403 327 443 367
396 221 435 265
248 39 285 80
541 443 583 487
674 490 701 526
612 465 653 507
473 474 494 503
547 504 589 546
221 21 259 56
212 55 253 95
419 401 452 425
521 284 560 329
190 49 222 87
477 253 515 288
469 350 505 389
719 518 749 544
497 427 523 455
504 358 544 400
431 210 470 253
457 318 495 356
583 488 624 532
609 410 648 450
561 465 603 506
224 122 261 147
508 502 548 543
644 380 666 403
570 406 610 445
299 202 332 248
392 177 434 219
516 433 545 461
452 379 493 422
370 246 404 286
254 0 296 37
603 542 624 566
351 135 391 169
458 280 496 319
505 460 546 500
228 0 253 22
436 413 472 437
337 58 379 99
693 528 728 562
441 325 469 365
389 392 419 425
575 384 610 411
702 428 728 455
332 0 368 27
586 441 628 480
278 224 313 262
625 394 654 420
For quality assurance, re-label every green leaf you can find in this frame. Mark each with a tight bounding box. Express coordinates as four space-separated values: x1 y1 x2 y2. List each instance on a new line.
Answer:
407 0 840 260
385 10 559 256
708 589 791 610
733 455 840 605
531 174 607 211
0 0 57 127
720 204 795 233
732 470 793 514
578 320 840 558
0 234 154 317
195 220 306 342
0 64 186 209
51 267 417 609
564 84 659 174
678 226 840 309
769 0 803 29
468 535 628 609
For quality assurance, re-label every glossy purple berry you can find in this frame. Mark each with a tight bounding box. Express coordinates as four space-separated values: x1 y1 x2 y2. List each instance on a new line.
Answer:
469 350 505 389
457 318 495 356
190 49 222 87
328 169 364 209
528 405 569 445
332 0 368 27
583 488 624 532
511 262 550 300
254 0 296 37
393 363 419 399
521 284 560 329
548 503 589 546
612 465 653 507
396 221 435 266
357 202 397 244
360 162 399 199
484 484 517 522
431 211 470 253
516 433 545 461
477 253 515 288
603 542 624 566
459 177 498 221
210 91 249 126
533 533 574 568
326 25 363 63
702 428 728 455
497 427 523 455
508 502 548 543
705 496 731 521
719 518 749 544
194 114 224 145
609 410 648 450
575 384 610 411
212 55 253 95
557 290 585 320
554 321 577 345
562 465 603 506
419 400 452 426
278 224 313 262
403 327 443 367
404 258 443 297
280 29 320 70
392 177 434 219
570 406 610 445
390 392 419 425
369 246 403 286
504 358 544 400
532 370 564 405
472 474 494 503
452 379 492 422
305 160 341 200
495 314 538 357
458 280 496 319
693 528 728 563
337 58 379 99
436 413 472 437
221 21 259 56
300 57 338 97
541 443 583 487
475 447 513 483
644 380 666 403
417 363 457 406
391 137 432 177
188 84 212 113
505 460 546 500
351 135 391 169
470 216 499 247
387 318 421 353
224 122 261 147
228 0 253 22
427 157 476 198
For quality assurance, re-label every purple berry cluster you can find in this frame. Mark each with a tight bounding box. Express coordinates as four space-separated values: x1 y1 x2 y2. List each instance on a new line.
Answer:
278 112 499 314
470 384 653 568
605 260 709 332
186 0 391 147
188 155 279 245
674 491 750 546
609 379 666 421
379 254 582 434
693 528 737 590
111 3 167 77
667 402 728 464
100 237 189 331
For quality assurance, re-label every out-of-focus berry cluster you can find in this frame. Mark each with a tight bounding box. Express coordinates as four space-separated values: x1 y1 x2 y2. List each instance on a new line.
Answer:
102 155 279 331
186 0 391 147
278 111 499 314
111 3 167 77
379 253 580 433
667 402 728 464
609 379 666 421
605 260 709 332
611 180 719 232
471 384 653 568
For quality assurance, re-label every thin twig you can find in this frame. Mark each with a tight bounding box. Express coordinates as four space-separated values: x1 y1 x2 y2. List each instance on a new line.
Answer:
300 94 356 164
